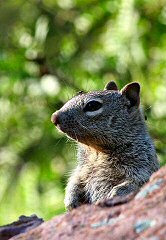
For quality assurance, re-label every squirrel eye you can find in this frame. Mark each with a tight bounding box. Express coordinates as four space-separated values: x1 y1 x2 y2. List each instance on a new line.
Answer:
83 100 102 112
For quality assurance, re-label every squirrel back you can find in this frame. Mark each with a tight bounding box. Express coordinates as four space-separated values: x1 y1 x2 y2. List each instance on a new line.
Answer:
51 81 159 210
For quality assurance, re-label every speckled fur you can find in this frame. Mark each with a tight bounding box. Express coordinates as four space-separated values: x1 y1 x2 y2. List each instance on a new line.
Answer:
52 82 159 210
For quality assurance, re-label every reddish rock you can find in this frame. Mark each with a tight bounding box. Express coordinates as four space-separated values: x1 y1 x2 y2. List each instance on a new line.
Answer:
12 166 166 240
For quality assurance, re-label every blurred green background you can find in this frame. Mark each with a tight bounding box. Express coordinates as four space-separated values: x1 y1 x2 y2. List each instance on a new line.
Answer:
0 0 166 225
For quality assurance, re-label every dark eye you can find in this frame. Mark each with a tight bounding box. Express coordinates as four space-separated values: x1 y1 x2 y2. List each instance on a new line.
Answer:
83 100 102 112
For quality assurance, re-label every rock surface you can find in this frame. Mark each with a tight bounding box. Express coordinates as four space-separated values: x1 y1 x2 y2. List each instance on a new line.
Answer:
0 215 44 240
8 166 166 239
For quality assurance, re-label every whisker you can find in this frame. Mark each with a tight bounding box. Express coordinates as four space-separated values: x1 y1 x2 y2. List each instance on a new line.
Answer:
53 137 64 149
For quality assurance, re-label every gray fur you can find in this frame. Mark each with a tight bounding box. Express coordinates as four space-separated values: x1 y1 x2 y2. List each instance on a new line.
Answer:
51 82 159 210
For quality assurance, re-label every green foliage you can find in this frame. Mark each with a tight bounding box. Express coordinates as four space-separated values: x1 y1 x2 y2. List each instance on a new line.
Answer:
0 0 166 224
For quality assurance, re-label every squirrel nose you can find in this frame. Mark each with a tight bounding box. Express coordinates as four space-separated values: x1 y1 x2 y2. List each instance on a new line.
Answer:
51 112 60 126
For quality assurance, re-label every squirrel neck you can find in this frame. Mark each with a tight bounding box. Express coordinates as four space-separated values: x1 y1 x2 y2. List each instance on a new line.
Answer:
77 126 152 164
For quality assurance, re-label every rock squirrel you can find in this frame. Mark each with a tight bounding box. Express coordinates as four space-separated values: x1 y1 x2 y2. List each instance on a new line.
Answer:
51 81 159 210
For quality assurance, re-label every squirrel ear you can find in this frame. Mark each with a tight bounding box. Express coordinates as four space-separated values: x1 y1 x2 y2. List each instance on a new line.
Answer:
121 82 140 107
104 81 118 91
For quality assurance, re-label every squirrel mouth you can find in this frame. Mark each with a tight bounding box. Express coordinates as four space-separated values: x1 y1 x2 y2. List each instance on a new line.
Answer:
51 112 84 142
55 123 65 134
53 122 77 140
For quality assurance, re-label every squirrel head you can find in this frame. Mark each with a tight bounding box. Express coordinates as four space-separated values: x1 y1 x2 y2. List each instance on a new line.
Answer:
51 81 143 152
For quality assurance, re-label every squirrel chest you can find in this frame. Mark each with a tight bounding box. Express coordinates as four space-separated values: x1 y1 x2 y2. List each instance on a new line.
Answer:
79 149 127 203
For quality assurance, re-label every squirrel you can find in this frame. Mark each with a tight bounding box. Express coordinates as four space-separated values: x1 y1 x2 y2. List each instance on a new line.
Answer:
51 81 159 211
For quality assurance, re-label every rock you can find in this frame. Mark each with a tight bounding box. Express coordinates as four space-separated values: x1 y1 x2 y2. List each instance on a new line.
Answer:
9 166 166 239
0 215 44 240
